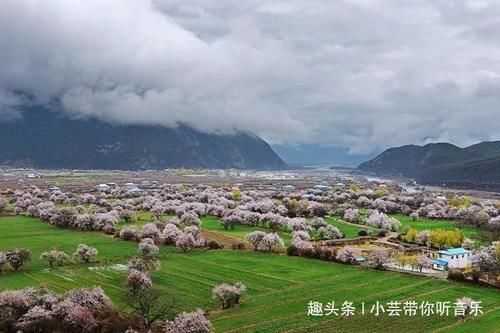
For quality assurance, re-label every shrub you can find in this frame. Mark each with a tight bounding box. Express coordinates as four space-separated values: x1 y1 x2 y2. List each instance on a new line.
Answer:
471 269 481 282
378 230 387 237
298 247 317 259
358 229 369 237
317 247 334 261
206 240 224 250
231 242 246 251
286 244 299 257
448 269 467 282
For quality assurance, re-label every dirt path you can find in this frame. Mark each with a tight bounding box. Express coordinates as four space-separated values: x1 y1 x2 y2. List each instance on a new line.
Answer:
201 230 241 247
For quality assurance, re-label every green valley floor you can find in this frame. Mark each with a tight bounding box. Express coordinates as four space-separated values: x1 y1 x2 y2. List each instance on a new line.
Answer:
0 216 499 332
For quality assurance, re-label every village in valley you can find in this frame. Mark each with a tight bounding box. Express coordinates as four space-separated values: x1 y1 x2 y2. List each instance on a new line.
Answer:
0 167 498 332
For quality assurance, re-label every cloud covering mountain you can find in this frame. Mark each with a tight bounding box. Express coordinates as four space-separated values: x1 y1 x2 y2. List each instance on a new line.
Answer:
2 0 500 154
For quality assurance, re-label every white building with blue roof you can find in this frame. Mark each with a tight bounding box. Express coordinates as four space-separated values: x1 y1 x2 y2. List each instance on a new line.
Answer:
432 247 472 271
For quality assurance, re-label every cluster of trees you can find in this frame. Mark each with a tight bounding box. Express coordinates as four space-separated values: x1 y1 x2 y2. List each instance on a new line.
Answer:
0 284 214 333
473 241 500 280
286 243 362 265
366 210 401 231
394 253 433 272
245 231 285 252
0 287 116 332
403 228 464 249
1 244 100 276
6 179 499 249
25 202 119 233
118 217 206 253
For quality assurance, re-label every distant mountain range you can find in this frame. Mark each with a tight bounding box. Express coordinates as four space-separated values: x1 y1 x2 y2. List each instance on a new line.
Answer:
358 142 500 188
0 107 287 171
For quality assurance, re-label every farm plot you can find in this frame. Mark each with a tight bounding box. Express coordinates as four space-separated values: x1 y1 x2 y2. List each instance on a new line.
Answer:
0 216 498 333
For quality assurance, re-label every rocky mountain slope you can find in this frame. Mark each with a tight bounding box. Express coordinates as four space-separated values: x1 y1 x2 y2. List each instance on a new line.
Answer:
0 107 287 171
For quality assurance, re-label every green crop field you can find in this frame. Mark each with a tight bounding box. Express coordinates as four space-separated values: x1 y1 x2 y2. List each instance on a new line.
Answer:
325 217 366 237
391 214 481 240
0 216 498 332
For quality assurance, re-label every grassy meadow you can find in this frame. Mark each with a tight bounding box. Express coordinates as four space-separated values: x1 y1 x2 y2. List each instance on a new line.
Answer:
325 217 366 237
0 215 499 332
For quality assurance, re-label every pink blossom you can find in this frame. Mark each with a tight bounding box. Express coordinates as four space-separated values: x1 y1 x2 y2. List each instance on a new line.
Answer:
164 309 212 333
336 246 357 263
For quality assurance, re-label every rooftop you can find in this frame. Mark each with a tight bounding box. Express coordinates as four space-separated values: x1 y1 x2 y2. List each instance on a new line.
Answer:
438 248 471 256
433 259 448 266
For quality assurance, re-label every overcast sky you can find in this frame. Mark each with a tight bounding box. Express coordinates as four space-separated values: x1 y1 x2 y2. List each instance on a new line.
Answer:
1 0 500 154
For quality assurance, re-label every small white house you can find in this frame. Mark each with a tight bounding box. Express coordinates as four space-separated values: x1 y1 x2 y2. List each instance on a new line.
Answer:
432 259 448 271
48 186 60 193
124 182 139 190
433 248 472 270
26 172 42 179
96 184 111 192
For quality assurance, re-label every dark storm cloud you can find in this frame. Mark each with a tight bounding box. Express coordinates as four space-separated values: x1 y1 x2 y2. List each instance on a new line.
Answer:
1 0 500 153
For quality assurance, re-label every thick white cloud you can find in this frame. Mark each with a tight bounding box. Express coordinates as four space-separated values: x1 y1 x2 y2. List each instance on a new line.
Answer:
2 0 500 153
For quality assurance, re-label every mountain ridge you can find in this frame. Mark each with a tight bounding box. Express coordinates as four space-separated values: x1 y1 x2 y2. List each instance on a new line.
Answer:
358 141 500 187
0 107 287 171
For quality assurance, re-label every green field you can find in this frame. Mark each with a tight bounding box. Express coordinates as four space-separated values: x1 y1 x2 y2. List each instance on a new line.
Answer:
0 216 499 332
391 214 480 240
201 216 293 245
116 210 157 230
201 215 365 242
325 217 367 237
